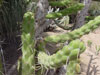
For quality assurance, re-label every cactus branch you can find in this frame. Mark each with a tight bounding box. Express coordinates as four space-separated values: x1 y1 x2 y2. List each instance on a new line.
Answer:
38 40 86 68
66 60 81 75
46 3 84 19
44 16 100 43
18 12 35 75
49 0 71 7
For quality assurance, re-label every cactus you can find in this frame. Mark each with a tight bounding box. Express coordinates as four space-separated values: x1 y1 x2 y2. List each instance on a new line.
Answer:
66 60 81 75
49 0 71 7
18 0 100 75
18 12 35 75
46 3 84 19
44 16 100 43
38 40 86 68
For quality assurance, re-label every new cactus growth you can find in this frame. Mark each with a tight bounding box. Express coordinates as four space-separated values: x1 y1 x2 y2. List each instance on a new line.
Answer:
38 40 86 68
46 3 84 19
18 12 35 75
44 16 100 43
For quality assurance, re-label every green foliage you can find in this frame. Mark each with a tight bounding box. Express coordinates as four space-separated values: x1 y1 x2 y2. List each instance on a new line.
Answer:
18 12 35 75
44 16 100 43
38 40 86 68
0 0 25 36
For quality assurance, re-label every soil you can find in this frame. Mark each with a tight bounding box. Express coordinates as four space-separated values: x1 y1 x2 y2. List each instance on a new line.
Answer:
80 27 100 75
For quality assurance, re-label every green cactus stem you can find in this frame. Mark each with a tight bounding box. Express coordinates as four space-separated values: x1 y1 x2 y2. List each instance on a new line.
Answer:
46 3 84 19
44 16 100 43
18 12 35 75
66 60 81 75
38 40 86 68
49 0 71 7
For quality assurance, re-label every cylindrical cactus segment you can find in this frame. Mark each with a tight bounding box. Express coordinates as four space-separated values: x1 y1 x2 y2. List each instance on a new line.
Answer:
19 12 35 75
22 12 34 35
66 60 81 75
38 40 86 68
46 3 84 19
49 0 71 7
44 16 100 43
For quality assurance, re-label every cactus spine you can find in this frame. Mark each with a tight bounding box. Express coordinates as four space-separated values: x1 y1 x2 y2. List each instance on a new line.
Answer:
44 16 100 43
18 12 35 75
38 40 86 68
